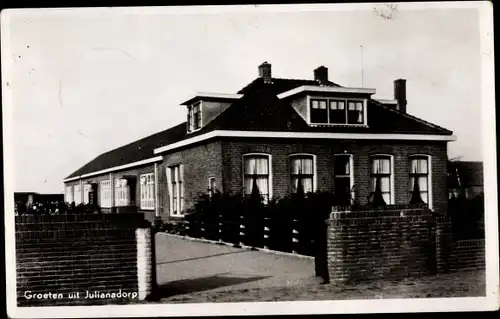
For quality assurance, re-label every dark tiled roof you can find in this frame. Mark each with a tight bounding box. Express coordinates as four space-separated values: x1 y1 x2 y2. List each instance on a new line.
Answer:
66 76 453 179
200 77 453 135
448 161 484 188
66 122 187 179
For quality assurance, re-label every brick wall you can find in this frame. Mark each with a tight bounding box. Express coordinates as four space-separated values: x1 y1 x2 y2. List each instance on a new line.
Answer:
221 139 448 215
448 240 486 271
161 141 223 221
15 214 154 306
435 218 485 272
65 137 449 221
322 208 437 284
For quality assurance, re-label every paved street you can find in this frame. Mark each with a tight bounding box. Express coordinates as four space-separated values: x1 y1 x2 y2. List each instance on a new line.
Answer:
154 233 485 303
155 233 317 299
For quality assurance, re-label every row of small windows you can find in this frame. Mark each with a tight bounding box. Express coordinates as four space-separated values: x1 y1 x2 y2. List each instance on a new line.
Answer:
64 173 156 211
310 98 365 125
242 154 431 206
64 154 431 215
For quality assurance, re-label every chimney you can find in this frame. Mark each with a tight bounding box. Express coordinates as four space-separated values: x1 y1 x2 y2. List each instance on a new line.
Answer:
314 66 329 86
258 61 272 84
394 79 407 113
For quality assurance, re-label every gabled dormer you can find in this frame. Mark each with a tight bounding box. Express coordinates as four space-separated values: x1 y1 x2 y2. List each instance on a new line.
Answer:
277 67 376 127
181 92 242 133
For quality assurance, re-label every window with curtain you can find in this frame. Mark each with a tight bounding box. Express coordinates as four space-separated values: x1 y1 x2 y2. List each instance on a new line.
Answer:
243 155 270 202
290 155 314 193
310 98 366 125
409 156 430 204
208 177 217 197
65 185 73 204
347 101 364 124
99 180 111 208
74 185 82 205
140 173 155 210
83 184 91 204
169 165 184 216
114 178 130 207
334 155 354 203
371 156 393 204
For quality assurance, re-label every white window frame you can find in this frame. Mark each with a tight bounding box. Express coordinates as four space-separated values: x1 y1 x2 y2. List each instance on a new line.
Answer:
306 95 368 126
140 173 155 210
370 154 395 205
187 101 203 133
167 164 184 217
333 154 355 203
114 178 130 207
409 154 433 210
83 184 91 204
74 184 82 205
99 180 112 208
289 153 317 193
242 153 273 202
208 177 217 197
65 185 73 204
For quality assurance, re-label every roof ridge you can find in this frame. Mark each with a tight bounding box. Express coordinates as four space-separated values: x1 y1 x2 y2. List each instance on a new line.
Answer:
271 77 342 87
370 99 453 135
236 77 342 95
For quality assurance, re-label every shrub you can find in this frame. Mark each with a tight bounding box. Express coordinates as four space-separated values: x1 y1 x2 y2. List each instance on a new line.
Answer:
183 190 352 256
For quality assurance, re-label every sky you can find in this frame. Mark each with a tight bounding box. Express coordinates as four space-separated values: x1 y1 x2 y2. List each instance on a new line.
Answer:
3 4 485 194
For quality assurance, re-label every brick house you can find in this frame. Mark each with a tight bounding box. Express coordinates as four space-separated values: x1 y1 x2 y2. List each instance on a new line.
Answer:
63 62 456 222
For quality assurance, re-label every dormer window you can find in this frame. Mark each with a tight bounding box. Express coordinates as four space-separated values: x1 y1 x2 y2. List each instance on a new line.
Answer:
187 102 202 132
309 98 366 125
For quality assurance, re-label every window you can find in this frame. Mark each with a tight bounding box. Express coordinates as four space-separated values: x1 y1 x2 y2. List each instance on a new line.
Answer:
347 101 364 124
310 97 366 125
168 165 184 216
114 178 130 207
74 185 82 205
208 177 217 197
334 155 354 203
409 156 432 208
187 102 202 132
140 173 155 210
65 185 73 204
290 155 315 193
371 155 394 204
329 100 346 124
243 154 271 202
83 184 91 204
99 180 111 208
310 99 328 123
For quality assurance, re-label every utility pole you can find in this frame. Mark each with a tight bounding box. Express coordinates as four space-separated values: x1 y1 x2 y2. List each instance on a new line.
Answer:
360 45 364 88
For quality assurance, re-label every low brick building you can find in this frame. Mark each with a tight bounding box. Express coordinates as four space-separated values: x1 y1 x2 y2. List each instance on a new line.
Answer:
64 62 456 222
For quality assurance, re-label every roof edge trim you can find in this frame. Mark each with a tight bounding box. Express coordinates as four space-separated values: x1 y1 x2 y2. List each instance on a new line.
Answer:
154 130 457 154
180 92 243 105
277 85 376 99
63 156 163 183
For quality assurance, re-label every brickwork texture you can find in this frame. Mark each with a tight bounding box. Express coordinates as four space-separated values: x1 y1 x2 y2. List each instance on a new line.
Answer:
15 214 154 306
320 209 486 285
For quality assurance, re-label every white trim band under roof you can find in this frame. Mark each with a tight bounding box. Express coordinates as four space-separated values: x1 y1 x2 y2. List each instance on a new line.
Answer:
154 130 457 154
63 156 163 183
277 85 377 99
375 99 398 104
180 92 243 105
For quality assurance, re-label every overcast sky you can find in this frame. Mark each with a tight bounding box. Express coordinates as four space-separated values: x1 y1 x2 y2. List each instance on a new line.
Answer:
3 4 485 193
